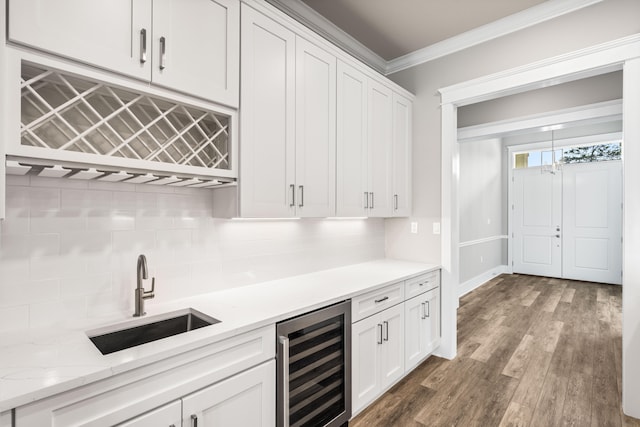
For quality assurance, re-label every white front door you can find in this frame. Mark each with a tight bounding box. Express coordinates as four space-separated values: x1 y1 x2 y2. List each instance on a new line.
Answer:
512 161 622 284
513 168 563 277
563 161 622 284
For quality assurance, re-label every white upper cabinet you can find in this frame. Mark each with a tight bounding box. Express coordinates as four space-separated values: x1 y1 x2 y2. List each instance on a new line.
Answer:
367 80 393 218
337 59 411 218
239 4 296 217
237 4 336 218
8 0 151 80
295 36 336 217
151 0 239 106
392 93 412 217
336 60 368 217
8 0 239 106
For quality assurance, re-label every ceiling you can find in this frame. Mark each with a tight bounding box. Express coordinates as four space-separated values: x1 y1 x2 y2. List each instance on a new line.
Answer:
300 0 548 61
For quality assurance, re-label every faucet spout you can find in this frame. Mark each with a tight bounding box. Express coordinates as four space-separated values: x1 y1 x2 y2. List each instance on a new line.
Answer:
134 254 155 317
137 254 148 289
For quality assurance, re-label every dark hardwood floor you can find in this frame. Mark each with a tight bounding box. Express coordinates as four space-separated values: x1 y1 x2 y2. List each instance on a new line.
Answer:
351 274 640 427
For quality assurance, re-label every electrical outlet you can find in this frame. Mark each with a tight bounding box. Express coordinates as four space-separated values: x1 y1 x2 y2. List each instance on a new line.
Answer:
433 222 441 235
411 222 418 234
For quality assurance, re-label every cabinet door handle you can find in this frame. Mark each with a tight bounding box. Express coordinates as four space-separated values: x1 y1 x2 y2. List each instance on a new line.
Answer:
421 302 426 319
377 323 383 344
290 184 295 207
370 192 374 209
383 320 389 341
139 29 147 64
425 300 430 318
364 191 369 209
394 194 398 210
191 414 198 427
375 296 389 304
299 185 304 207
159 36 167 70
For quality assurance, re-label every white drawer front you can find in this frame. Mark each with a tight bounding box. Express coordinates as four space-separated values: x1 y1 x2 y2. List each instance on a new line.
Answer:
405 270 440 300
352 282 404 322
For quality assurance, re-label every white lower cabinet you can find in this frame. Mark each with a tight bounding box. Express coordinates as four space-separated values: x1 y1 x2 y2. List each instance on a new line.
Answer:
118 401 182 427
14 326 275 427
118 361 274 427
352 303 404 414
182 361 275 427
404 287 441 371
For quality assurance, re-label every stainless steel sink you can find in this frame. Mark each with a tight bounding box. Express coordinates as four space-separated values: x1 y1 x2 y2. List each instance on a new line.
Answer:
87 308 220 355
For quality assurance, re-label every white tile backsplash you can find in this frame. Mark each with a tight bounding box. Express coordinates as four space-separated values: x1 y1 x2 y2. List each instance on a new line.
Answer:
0 177 385 331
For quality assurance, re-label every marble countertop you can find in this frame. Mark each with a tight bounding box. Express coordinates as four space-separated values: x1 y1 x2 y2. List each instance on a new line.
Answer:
0 258 438 412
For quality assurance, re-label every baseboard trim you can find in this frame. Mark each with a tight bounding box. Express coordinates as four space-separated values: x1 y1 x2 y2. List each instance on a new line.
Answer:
459 265 510 298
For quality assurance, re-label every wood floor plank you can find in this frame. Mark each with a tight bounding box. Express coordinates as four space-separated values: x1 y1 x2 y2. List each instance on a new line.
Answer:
561 287 576 303
540 320 564 353
562 371 594 426
521 290 541 307
542 290 563 313
502 334 535 379
510 347 553 409
499 401 534 427
350 275 637 427
530 372 569 427
470 325 511 363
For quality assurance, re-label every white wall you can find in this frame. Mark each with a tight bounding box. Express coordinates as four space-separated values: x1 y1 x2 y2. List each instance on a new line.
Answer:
385 0 640 265
0 176 385 332
458 138 506 287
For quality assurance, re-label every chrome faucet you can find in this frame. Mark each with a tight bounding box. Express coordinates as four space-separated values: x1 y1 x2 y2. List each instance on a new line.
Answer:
134 254 155 317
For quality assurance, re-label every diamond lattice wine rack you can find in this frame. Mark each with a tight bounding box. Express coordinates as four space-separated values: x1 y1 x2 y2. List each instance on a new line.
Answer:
12 62 235 187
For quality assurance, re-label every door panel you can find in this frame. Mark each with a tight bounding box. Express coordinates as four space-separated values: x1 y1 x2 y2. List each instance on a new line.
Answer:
239 5 295 217
563 161 622 284
8 0 151 80
295 37 336 217
182 361 275 426
352 316 381 413
336 61 368 216
367 80 392 217
152 0 239 106
380 304 404 389
513 168 562 277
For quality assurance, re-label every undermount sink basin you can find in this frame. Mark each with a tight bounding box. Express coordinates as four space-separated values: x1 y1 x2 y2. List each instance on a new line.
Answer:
87 308 220 355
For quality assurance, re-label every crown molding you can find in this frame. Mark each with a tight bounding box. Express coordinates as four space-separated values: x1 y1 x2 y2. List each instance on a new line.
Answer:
265 0 605 76
386 0 604 74
264 0 388 74
438 33 640 105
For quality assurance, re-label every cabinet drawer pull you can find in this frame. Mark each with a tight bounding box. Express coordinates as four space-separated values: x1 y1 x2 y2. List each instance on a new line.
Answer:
290 184 295 207
375 296 389 303
139 29 147 64
159 36 167 70
383 320 389 341
364 191 369 209
377 323 383 344
191 414 198 427
299 185 304 207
